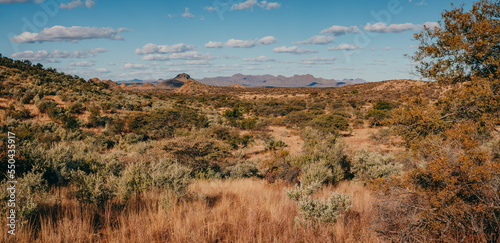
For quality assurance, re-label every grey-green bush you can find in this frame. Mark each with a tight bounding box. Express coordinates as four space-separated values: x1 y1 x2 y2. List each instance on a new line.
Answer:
351 150 402 181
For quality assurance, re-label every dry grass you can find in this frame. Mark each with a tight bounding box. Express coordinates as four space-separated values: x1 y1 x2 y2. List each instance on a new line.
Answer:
5 179 382 243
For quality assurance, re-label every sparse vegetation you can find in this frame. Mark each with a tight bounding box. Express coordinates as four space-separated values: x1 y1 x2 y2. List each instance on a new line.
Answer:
1 2 499 240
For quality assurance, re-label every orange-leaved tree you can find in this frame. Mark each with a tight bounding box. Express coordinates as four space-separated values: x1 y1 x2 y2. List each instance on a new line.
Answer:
412 0 500 84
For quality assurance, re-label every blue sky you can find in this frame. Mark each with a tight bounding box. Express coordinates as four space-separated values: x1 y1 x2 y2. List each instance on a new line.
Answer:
0 0 477 82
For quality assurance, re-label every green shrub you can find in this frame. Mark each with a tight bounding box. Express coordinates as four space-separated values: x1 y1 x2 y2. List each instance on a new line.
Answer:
150 159 192 196
300 162 338 185
229 161 260 178
285 181 351 227
0 172 47 223
351 150 402 181
71 171 115 207
308 115 349 133
365 109 389 127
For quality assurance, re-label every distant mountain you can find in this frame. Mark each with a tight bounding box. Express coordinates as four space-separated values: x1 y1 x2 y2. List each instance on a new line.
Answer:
197 74 365 88
156 73 191 89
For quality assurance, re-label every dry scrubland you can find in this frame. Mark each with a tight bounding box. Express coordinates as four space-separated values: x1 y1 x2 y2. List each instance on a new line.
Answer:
0 54 498 242
1 2 500 240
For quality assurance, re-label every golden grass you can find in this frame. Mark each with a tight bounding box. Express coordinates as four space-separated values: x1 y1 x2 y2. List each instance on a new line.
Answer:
5 179 382 243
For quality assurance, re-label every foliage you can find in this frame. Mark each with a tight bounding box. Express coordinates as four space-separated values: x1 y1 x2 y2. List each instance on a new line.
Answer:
228 161 260 178
308 114 349 133
0 172 47 223
351 150 402 181
399 124 500 241
412 0 500 83
150 159 192 196
285 181 351 227
163 135 231 172
71 170 115 207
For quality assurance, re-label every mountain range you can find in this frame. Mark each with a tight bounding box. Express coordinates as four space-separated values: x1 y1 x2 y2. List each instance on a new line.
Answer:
117 74 365 88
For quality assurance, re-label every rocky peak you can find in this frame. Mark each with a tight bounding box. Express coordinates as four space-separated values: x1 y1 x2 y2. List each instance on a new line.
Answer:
174 73 191 81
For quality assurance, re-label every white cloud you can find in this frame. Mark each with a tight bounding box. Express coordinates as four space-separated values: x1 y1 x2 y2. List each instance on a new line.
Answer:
167 60 212 66
258 36 278 45
243 56 275 62
320 25 360 36
142 51 213 61
260 1 280 10
11 26 128 43
205 41 224 48
182 7 194 18
232 0 257 10
204 6 216 11
294 35 335 45
231 0 281 10
124 63 148 69
363 22 438 33
95 68 110 73
300 57 336 64
423 21 440 29
225 39 256 48
205 36 277 48
85 0 94 8
60 0 82 9
135 43 195 54
70 60 95 67
60 0 94 9
327 44 361 51
273 46 318 54
11 48 108 61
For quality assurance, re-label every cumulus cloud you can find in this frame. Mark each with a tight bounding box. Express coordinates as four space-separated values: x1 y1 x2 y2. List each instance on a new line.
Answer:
225 39 257 48
363 22 439 33
260 1 280 10
95 68 110 73
204 6 216 11
258 36 278 45
364 22 419 33
11 26 128 43
294 35 335 45
60 0 94 10
60 0 81 9
11 48 108 61
232 0 257 10
124 63 148 69
243 56 275 62
85 0 94 8
205 36 277 48
320 25 360 36
142 51 213 61
182 7 194 18
135 43 195 55
327 44 361 51
69 60 95 67
231 0 281 10
300 57 336 65
204 41 224 48
423 21 440 29
273 46 318 54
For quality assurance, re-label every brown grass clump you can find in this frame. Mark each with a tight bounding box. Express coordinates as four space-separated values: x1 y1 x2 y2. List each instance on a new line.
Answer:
5 179 381 243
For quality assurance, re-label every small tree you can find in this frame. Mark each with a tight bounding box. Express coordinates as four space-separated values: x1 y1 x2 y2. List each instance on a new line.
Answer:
412 0 500 83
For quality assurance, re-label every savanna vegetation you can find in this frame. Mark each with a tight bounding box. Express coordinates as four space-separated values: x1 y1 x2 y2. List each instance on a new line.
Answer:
1 1 499 242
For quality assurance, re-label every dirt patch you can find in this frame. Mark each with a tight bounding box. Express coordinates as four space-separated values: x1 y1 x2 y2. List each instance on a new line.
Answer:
343 127 404 153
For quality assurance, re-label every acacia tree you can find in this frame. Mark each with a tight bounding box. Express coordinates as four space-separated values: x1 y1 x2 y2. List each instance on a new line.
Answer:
412 0 500 84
